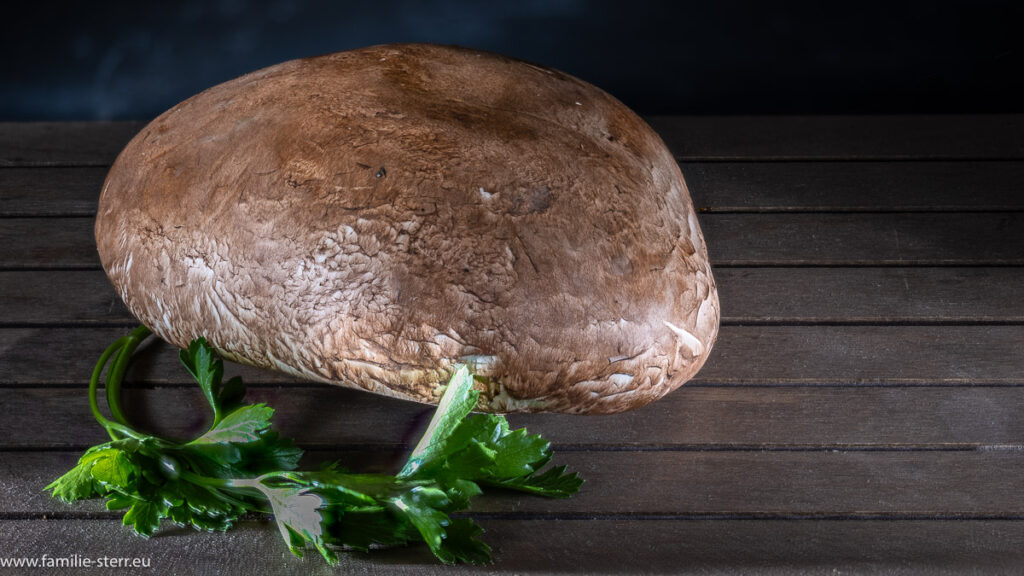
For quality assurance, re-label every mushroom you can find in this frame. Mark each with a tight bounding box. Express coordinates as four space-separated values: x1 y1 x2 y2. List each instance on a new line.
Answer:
95 43 719 414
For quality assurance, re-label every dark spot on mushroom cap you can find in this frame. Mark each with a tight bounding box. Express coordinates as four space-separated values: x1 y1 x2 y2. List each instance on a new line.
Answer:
508 186 552 216
528 186 551 213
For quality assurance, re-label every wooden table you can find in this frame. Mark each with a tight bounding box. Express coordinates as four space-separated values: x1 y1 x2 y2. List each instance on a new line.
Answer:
2 116 1024 574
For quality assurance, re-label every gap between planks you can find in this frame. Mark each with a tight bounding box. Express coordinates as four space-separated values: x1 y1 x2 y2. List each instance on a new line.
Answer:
8 265 1024 326
4 117 1024 166
5 325 1022 386
7 161 1024 216
13 450 1024 516
6 518 1024 575
13 512 1024 521
8 385 1024 448
4 444 1022 454
7 213 1024 267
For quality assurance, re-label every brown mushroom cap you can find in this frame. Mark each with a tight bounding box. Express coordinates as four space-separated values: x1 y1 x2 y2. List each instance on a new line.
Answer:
95 43 719 414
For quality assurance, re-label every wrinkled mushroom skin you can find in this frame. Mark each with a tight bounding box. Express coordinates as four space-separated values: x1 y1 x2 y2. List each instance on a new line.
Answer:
96 43 719 414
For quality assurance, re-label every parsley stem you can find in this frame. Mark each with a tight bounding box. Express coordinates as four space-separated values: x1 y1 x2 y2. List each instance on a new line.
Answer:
179 470 233 488
88 336 130 441
179 472 269 511
105 325 152 427
88 326 152 442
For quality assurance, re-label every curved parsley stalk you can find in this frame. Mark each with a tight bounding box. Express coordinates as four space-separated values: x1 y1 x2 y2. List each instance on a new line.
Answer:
45 326 582 565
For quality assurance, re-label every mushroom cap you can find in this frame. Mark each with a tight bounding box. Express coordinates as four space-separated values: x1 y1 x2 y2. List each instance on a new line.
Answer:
95 43 719 414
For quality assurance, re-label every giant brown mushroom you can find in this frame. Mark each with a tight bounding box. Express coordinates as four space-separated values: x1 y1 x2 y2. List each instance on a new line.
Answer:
95 43 719 414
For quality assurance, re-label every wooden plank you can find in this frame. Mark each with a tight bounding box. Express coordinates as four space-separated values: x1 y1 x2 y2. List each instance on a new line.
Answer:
0 218 96 269
683 161 1024 212
4 325 1023 386
10 451 1024 517
1 117 1022 167
697 325 1024 385
0 271 132 326
702 213 1024 266
716 267 1024 324
0 122 143 167
5 385 1024 450
4 518 1022 575
0 328 303 385
7 267 1024 326
7 212 1024 268
0 328 298 385
6 162 1023 218
0 168 107 217
650 115 1024 160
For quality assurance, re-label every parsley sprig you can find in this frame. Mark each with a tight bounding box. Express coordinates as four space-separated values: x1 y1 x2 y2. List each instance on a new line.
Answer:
46 326 582 564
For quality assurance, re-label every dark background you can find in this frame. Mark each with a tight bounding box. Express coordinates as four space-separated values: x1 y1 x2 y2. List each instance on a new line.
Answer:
3 0 1022 120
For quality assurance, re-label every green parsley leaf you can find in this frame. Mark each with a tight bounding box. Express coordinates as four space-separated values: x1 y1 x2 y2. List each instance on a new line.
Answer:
45 461 103 502
179 337 234 425
399 365 477 478
485 464 584 498
88 448 133 487
104 493 135 511
240 478 335 564
45 443 135 502
47 330 582 566
389 486 452 553
486 427 551 479
434 518 492 565
167 501 235 532
123 500 169 538
192 404 274 445
235 430 304 474
217 376 246 415
324 508 419 552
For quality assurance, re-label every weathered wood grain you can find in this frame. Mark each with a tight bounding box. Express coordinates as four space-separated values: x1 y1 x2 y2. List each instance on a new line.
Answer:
0 122 144 167
3 326 1021 386
650 115 1024 160
683 161 1024 212
3 117 1023 167
5 162 1024 217
11 450 1024 517
716 267 1024 324
5 118 1024 576
696 325 1024 384
0 271 132 325
6 268 1023 326
4 385 1024 449
4 518 1022 575
6 212 1024 268
701 213 1024 266
0 218 97 269
0 167 107 217
0 328 303 385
